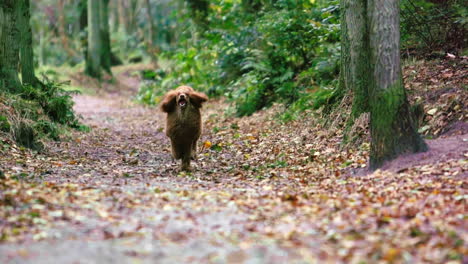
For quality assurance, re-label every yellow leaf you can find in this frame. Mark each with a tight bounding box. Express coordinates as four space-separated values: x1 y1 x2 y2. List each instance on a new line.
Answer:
203 141 212 148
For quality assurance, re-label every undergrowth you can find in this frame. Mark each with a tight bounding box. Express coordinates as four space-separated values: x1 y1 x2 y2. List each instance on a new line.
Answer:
0 78 87 150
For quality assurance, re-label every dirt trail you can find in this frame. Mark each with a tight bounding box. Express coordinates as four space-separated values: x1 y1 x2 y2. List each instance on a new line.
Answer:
0 70 293 263
1 69 466 263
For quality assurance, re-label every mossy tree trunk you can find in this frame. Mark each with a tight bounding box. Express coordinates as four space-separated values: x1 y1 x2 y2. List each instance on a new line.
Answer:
330 0 370 139
338 0 427 169
342 0 370 121
367 0 427 169
79 0 89 71
18 0 40 87
100 0 112 74
0 0 22 92
86 0 102 79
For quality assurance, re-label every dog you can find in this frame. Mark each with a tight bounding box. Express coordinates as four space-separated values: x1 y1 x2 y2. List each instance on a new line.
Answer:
160 86 208 171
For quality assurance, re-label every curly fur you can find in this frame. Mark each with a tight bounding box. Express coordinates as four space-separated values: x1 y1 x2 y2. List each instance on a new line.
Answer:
160 86 208 171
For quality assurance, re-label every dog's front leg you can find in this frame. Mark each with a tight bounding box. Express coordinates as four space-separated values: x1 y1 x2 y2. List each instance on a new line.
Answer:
191 139 198 160
181 153 191 171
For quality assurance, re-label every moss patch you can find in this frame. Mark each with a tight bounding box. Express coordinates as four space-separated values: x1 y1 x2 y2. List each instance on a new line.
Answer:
0 115 10 132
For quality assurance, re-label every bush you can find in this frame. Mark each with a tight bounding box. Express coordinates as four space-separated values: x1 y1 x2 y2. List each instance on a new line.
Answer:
400 0 467 53
21 79 80 127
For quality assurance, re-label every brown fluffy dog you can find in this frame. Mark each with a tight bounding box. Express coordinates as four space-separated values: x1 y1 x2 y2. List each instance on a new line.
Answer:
160 86 208 171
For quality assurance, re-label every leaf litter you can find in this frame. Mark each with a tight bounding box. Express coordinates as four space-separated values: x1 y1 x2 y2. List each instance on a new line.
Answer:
0 60 467 263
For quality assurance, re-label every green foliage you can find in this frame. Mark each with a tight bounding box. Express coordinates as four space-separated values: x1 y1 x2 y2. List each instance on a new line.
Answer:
0 115 11 132
137 69 169 105
400 0 467 52
1 76 85 149
34 120 60 141
21 79 80 127
138 0 341 117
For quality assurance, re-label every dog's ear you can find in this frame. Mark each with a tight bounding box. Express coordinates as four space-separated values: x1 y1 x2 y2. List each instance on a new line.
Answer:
190 91 208 108
160 91 177 113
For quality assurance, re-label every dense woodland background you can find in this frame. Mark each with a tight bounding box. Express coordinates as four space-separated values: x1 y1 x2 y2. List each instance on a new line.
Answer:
0 0 465 167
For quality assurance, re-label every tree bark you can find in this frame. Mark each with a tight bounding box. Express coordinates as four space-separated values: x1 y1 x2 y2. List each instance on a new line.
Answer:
18 0 39 86
38 28 47 66
145 0 155 48
117 0 129 34
144 0 159 66
108 0 119 33
86 0 101 79
329 0 370 138
367 0 427 169
100 0 112 74
0 0 22 92
57 0 77 59
343 0 369 120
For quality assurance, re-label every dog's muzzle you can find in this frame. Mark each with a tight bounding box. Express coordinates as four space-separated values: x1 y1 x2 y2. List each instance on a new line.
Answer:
178 94 187 107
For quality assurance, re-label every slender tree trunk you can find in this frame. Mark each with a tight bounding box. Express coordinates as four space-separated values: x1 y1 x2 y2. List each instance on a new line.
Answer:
100 0 112 74
128 0 139 34
79 0 89 71
145 0 155 48
57 0 77 58
18 0 39 86
144 0 159 66
0 0 22 92
109 0 119 33
86 0 101 79
38 28 47 66
118 0 129 34
368 0 427 169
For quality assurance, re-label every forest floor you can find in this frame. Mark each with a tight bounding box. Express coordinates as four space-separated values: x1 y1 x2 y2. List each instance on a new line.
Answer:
0 59 467 263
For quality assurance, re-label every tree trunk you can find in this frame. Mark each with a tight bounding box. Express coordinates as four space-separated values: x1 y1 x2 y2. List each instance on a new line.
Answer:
79 0 89 72
145 0 155 48
108 0 119 33
128 0 139 34
100 0 112 74
18 0 39 86
329 0 370 139
343 0 369 120
117 0 129 34
0 0 22 92
57 0 77 59
368 0 427 169
144 0 159 66
86 0 101 79
38 28 47 66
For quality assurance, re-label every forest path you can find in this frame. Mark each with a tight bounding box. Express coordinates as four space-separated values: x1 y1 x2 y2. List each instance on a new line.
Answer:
1 67 305 263
1 66 466 263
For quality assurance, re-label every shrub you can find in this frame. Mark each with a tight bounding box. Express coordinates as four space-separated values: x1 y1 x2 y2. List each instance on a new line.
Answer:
400 0 467 53
21 79 80 127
